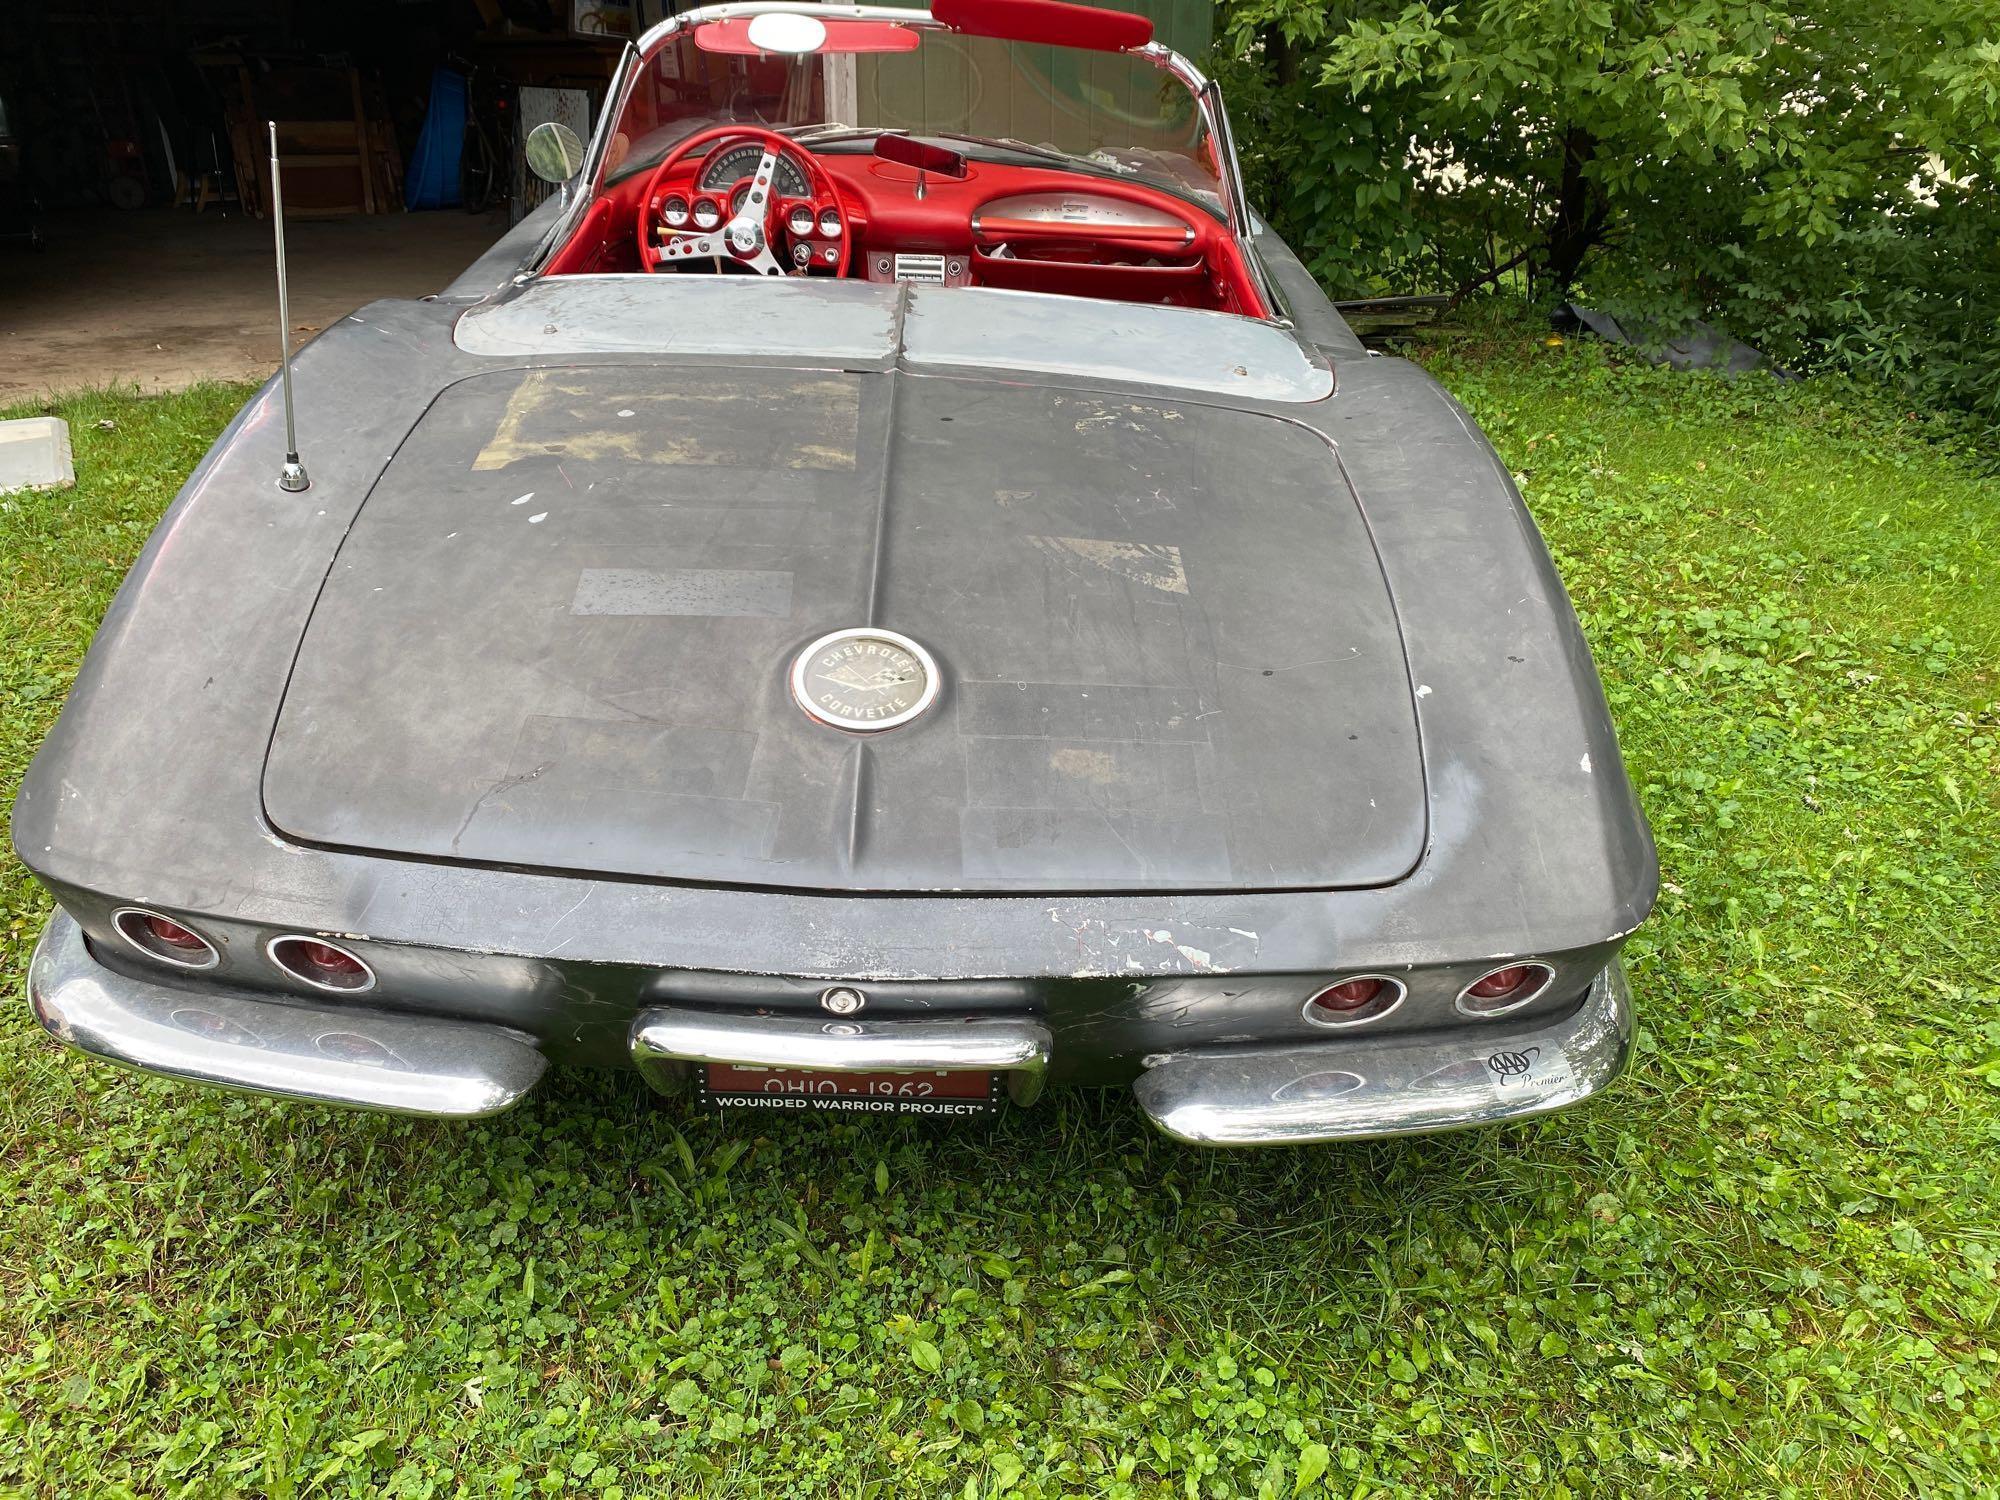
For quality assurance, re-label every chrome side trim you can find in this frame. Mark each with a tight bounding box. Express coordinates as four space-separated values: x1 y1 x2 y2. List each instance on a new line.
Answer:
1135 961 1633 1146
28 908 546 1118
630 1007 1052 1105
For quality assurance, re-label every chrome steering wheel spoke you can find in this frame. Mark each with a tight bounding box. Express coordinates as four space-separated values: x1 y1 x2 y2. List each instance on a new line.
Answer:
656 232 724 264
728 149 783 231
722 149 789 276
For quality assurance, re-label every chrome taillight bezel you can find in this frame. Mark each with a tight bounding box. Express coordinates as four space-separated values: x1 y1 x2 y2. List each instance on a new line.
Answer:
266 934 377 995
1301 974 1408 1029
111 907 221 971
1455 962 1557 1017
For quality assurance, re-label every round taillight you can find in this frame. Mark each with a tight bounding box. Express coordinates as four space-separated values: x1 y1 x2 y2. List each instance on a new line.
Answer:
113 907 220 969
268 935 376 994
1303 974 1404 1028
1458 962 1555 1015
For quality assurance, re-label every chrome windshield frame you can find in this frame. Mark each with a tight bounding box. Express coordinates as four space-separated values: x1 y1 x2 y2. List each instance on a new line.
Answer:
525 2 1277 314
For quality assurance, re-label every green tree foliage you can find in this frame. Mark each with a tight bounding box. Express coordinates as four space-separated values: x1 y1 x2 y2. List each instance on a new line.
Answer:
1218 1 2000 430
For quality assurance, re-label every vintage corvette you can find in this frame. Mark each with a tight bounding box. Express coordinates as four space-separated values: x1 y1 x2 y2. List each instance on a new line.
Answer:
14 0 1657 1145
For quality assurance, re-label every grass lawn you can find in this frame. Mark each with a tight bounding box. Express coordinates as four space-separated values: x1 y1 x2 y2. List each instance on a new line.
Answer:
2 333 1996 1499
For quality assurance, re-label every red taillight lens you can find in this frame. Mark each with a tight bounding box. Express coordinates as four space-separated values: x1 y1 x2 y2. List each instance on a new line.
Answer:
1469 965 1534 1000
298 942 364 979
145 915 207 951
1304 975 1401 1025
1313 977 1383 1012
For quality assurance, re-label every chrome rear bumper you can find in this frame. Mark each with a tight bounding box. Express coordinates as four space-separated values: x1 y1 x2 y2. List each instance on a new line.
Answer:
25 906 1629 1142
631 1008 1052 1105
26 909 545 1118
1132 961 1632 1145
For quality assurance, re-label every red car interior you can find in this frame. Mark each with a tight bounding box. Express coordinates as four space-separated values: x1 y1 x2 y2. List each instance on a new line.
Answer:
544 138 1267 318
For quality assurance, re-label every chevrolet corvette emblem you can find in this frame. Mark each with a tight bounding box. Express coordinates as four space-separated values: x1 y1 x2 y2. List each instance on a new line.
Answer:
791 628 941 732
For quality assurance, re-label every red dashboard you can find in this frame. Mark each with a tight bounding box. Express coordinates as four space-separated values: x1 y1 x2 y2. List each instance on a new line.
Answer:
544 141 1265 318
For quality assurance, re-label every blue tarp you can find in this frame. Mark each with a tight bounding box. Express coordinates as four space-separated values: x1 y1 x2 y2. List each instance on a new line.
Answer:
406 67 467 209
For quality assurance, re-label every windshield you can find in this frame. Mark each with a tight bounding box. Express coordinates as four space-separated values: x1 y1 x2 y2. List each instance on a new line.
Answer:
601 19 1221 212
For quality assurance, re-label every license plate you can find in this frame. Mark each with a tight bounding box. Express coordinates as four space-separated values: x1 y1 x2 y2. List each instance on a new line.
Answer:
697 1064 1001 1118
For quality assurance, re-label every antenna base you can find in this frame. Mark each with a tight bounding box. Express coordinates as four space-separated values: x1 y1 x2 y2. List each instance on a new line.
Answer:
279 459 310 493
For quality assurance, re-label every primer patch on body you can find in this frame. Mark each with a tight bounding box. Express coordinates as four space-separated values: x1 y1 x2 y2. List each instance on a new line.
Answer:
571 567 794 619
473 370 859 473
1027 535 1188 595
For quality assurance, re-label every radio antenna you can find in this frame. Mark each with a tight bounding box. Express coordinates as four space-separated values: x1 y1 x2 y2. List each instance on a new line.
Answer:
269 122 310 493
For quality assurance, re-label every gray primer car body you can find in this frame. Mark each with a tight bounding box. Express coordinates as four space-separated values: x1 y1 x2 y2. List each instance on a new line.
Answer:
14 47 1655 1143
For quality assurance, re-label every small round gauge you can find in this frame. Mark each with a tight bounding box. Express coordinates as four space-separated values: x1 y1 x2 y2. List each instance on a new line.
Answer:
691 197 722 230
660 194 690 228
817 207 843 238
787 203 816 237
700 143 812 199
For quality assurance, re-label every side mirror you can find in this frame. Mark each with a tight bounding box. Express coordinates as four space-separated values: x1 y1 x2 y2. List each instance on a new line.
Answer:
524 121 586 185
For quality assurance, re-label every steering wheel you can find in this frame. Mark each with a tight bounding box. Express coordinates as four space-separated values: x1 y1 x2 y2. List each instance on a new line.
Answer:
637 125 852 279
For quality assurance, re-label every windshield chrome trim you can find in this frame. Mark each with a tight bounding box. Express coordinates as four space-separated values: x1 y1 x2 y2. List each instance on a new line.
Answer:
532 3 1263 302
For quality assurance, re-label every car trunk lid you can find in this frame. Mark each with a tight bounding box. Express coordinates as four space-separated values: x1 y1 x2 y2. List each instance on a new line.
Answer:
263 365 1426 892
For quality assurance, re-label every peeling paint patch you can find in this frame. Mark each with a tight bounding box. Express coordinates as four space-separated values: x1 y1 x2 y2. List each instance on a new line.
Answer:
1580 753 1593 773
1056 395 1189 434
1416 684 1433 698
527 512 548 524
510 492 535 506
1028 535 1188 595
1146 929 1218 971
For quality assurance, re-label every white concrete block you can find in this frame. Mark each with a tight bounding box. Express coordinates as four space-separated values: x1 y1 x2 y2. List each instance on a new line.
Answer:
0 416 76 494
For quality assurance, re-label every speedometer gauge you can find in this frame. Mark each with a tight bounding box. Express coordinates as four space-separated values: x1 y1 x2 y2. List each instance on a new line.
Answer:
700 143 812 199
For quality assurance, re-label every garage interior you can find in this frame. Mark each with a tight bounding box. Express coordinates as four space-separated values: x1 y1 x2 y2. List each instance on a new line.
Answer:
0 0 643 404
0 0 1212 406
